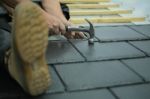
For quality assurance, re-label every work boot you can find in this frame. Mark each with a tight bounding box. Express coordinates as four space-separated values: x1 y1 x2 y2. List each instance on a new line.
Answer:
6 1 52 96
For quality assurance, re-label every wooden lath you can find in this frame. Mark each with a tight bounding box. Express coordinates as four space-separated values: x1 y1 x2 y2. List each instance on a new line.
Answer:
60 0 111 3
67 3 120 9
70 17 145 24
70 9 132 16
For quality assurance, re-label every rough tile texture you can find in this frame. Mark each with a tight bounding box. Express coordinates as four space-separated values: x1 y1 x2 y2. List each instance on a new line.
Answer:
71 41 145 61
130 40 150 55
112 84 150 99
123 58 150 81
46 67 64 94
130 25 150 37
95 26 147 41
22 89 116 99
46 41 85 64
55 61 142 91
1 6 150 98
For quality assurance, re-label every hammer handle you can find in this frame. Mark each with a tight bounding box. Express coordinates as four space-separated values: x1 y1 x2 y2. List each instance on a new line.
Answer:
66 27 94 38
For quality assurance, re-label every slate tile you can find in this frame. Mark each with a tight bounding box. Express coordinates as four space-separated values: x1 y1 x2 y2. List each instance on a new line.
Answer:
71 41 145 61
130 25 150 37
112 84 150 99
123 58 150 81
95 26 147 41
46 41 85 64
55 61 142 91
46 66 64 94
0 67 23 97
21 89 116 99
130 40 150 55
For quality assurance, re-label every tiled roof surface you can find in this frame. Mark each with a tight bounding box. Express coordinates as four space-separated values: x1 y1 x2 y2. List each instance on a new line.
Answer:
0 0 150 99
0 25 150 99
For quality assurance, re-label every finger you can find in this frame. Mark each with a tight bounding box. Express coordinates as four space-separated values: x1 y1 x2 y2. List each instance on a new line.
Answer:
53 23 59 33
49 26 55 35
65 21 72 26
53 24 60 35
71 32 75 37
61 18 72 26
74 33 80 39
59 22 66 35
68 20 74 26
74 32 85 39
78 32 86 38
64 31 74 39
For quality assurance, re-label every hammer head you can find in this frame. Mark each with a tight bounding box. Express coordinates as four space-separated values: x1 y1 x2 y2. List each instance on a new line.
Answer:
85 19 95 44
85 19 95 38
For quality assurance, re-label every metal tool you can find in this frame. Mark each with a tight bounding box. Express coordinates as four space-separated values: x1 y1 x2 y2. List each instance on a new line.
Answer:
66 19 95 45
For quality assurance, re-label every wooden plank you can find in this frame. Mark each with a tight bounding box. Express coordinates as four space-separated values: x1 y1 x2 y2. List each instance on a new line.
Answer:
70 10 132 16
67 3 120 9
60 0 111 3
70 17 145 24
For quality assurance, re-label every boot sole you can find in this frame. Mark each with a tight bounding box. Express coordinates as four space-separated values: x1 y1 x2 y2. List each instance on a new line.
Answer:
12 2 51 96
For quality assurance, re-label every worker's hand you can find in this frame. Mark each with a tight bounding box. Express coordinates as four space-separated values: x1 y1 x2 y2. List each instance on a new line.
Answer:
43 11 66 35
64 21 87 39
64 31 87 39
43 10 86 39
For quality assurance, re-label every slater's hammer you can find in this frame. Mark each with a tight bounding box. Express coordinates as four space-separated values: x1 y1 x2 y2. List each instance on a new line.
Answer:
66 19 95 45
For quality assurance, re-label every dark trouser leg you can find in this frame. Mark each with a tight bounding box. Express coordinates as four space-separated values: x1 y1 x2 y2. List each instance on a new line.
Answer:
0 18 11 66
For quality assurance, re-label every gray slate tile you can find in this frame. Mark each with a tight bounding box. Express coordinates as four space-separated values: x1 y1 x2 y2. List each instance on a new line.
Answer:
130 40 150 55
22 89 116 99
46 41 85 64
95 26 147 41
46 67 64 94
123 58 150 81
71 41 145 61
55 61 142 91
112 84 150 99
130 25 150 37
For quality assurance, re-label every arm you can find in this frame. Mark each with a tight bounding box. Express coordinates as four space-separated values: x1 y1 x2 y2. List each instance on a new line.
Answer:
42 0 63 16
42 0 70 26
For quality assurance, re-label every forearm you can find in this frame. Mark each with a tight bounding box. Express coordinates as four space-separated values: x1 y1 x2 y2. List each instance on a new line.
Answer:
42 0 64 17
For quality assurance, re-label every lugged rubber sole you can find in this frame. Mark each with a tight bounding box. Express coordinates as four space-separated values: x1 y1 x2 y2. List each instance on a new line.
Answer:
10 1 51 96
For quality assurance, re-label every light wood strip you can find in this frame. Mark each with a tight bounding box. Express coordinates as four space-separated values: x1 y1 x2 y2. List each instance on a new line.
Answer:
70 17 145 24
67 3 120 9
60 0 111 3
70 10 132 16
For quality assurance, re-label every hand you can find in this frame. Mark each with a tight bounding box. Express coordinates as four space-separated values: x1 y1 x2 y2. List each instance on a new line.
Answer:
64 31 87 39
42 8 86 39
64 21 88 39
43 11 66 35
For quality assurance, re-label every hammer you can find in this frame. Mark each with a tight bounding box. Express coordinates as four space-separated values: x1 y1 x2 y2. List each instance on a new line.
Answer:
66 19 95 45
